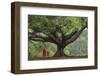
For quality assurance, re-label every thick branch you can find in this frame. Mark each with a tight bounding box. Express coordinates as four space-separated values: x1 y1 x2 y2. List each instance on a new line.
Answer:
30 38 46 42
28 32 57 44
64 26 87 47
63 30 78 41
48 33 61 44
29 32 48 40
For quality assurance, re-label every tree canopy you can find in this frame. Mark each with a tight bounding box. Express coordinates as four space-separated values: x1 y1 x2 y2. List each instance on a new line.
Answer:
28 15 87 35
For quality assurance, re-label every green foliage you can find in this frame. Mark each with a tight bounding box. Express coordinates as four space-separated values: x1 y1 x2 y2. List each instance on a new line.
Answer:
28 15 87 35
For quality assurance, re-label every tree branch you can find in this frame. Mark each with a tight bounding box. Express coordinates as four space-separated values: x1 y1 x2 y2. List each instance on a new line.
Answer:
63 30 78 41
28 32 57 44
64 26 87 47
30 38 46 42
48 33 61 44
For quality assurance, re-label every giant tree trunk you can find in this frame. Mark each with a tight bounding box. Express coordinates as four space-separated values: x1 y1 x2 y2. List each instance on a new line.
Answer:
53 45 66 57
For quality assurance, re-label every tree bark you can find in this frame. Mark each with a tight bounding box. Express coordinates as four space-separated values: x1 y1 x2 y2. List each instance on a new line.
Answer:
53 45 65 57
